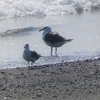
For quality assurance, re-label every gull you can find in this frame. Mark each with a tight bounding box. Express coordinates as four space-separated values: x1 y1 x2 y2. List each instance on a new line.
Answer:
23 44 41 67
39 26 73 56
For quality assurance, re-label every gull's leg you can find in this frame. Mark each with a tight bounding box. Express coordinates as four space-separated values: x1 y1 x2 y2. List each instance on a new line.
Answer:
28 62 33 69
55 47 57 56
28 61 29 66
51 47 53 56
28 61 31 69
31 62 33 66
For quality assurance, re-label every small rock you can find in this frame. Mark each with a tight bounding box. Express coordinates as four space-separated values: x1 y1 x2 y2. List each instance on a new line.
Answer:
42 70 47 73
70 81 75 84
90 72 94 75
36 92 42 97
4 97 7 100
1 87 6 91
1 71 6 75
52 95 57 98
21 73 24 75
46 93 49 95
36 86 41 90
32 95 36 98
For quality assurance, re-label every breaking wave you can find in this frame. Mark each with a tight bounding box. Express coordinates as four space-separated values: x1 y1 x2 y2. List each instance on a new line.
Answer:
0 0 100 18
0 27 36 37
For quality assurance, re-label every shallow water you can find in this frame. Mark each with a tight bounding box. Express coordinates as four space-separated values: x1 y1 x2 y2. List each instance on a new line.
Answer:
0 11 100 68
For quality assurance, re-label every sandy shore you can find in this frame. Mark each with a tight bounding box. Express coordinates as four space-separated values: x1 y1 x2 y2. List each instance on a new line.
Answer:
0 58 100 100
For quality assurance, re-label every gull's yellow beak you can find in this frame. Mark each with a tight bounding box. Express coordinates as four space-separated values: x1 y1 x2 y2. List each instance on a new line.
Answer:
39 29 43 32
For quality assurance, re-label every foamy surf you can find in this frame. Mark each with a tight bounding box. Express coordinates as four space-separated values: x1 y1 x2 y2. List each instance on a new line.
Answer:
0 0 100 18
0 27 36 37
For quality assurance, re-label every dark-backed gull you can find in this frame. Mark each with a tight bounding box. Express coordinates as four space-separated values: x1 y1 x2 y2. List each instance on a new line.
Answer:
23 44 41 67
39 26 73 56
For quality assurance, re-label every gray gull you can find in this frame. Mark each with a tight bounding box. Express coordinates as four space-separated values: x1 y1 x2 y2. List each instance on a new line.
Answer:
23 44 41 67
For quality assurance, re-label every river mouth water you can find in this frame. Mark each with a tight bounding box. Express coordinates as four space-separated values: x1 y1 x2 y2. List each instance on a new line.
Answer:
0 11 100 68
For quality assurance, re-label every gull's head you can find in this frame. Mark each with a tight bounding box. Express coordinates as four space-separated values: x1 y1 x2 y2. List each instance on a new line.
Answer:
24 44 29 49
39 26 51 33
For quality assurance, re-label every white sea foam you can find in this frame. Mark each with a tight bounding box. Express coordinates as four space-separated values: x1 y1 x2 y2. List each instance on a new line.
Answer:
0 27 36 37
0 0 100 18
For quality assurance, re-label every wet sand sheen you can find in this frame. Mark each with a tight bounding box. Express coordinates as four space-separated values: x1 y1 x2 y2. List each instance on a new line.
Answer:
0 58 100 100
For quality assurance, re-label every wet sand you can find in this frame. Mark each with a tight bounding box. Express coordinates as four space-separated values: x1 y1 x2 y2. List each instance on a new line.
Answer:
0 58 100 100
